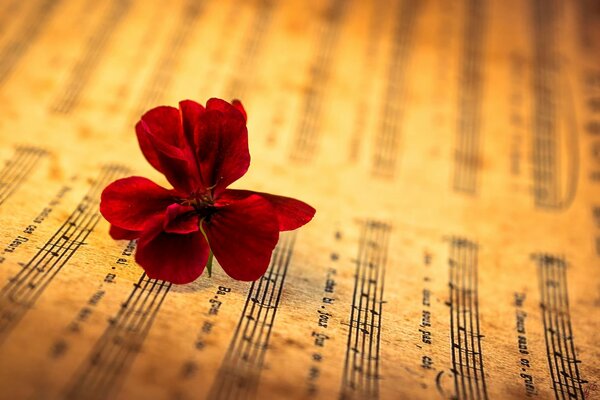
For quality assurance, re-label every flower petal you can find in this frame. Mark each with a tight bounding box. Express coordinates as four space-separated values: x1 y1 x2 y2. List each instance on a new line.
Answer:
217 189 316 231
135 124 163 172
163 203 199 234
109 225 140 240
135 106 183 172
138 106 186 148
179 100 205 148
206 98 239 115
100 176 177 231
203 194 279 281
135 216 209 284
231 99 247 122
194 98 250 196
135 107 200 193
259 193 315 231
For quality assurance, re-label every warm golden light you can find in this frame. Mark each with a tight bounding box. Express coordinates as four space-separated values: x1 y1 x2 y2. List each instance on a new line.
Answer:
0 0 599 399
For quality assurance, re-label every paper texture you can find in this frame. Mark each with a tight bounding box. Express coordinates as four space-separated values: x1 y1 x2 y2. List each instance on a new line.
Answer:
0 0 599 399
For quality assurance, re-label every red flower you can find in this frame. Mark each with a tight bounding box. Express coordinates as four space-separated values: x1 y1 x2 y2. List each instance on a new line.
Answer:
100 98 315 284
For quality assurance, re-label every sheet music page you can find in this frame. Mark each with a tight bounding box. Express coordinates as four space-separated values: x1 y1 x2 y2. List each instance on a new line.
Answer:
0 1 599 399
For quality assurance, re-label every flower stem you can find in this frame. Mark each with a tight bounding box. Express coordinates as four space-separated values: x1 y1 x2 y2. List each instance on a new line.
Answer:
206 250 214 277
199 218 213 277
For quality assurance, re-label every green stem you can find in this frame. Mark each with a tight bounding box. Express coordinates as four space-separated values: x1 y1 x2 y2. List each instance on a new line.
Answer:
206 250 214 277
199 219 213 277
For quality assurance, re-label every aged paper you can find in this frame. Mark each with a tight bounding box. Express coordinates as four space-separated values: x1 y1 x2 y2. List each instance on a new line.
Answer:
0 0 599 399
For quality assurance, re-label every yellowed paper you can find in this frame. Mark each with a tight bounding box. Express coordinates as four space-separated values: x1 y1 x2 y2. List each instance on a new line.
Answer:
0 0 599 399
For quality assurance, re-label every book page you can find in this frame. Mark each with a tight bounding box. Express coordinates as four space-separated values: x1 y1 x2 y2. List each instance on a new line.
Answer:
0 0 599 399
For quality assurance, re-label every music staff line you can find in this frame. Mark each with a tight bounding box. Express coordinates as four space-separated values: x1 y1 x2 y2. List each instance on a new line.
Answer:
65 273 171 400
0 1 24 41
536 254 586 400
51 0 132 114
532 0 560 208
130 0 204 121
0 165 128 344
290 0 349 162
372 0 420 178
224 0 275 100
348 0 385 162
0 146 47 207
530 0 579 210
0 0 61 86
452 0 486 194
447 237 488 400
196 0 239 97
341 220 390 399
208 233 295 400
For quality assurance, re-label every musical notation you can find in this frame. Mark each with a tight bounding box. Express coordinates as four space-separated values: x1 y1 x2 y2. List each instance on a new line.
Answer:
452 0 485 194
447 237 488 400
371 0 420 178
208 234 296 400
51 0 132 114
223 0 274 100
290 0 348 162
65 273 172 400
340 220 390 399
535 254 586 400
0 0 599 399
0 165 127 344
0 146 47 207
0 0 60 85
531 0 579 210
129 0 205 122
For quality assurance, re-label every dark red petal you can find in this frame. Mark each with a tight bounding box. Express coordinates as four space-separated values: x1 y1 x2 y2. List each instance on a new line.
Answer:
100 176 177 231
206 98 237 114
136 122 199 193
179 100 205 148
231 99 247 122
135 122 163 173
217 189 316 231
135 217 209 284
163 203 199 234
138 106 186 148
135 107 183 175
109 225 140 240
203 194 279 281
258 193 315 231
135 106 202 193
195 99 250 196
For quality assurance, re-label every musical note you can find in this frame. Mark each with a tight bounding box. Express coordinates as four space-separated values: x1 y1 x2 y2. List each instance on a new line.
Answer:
250 298 277 309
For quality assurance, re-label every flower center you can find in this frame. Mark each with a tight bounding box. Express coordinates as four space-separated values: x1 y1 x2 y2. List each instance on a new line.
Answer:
183 196 211 208
181 192 216 221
